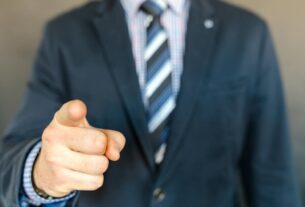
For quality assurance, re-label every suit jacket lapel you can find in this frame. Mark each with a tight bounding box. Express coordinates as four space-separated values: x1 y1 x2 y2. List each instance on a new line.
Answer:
158 0 219 177
91 0 155 170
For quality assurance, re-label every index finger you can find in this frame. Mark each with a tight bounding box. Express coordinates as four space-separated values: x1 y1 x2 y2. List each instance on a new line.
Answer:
62 127 108 155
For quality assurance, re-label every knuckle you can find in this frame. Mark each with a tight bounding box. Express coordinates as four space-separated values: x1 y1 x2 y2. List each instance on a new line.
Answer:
93 132 107 150
99 131 107 143
89 156 109 174
99 156 109 173
113 131 126 147
42 127 55 143
116 131 125 139
120 135 126 148
45 152 57 165
112 131 122 139
42 124 64 145
44 146 62 165
93 175 104 189
86 175 104 190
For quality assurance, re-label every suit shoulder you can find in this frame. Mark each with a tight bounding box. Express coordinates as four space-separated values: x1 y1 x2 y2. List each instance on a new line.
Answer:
212 1 269 33
44 1 102 32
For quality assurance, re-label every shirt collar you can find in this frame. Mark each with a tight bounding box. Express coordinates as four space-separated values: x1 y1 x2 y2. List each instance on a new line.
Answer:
167 0 186 15
120 0 187 17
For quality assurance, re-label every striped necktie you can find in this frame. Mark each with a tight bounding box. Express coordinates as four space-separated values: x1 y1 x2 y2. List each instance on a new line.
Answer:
141 0 176 164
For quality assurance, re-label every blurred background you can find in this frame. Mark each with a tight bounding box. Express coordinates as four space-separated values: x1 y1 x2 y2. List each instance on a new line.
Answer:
0 0 304 203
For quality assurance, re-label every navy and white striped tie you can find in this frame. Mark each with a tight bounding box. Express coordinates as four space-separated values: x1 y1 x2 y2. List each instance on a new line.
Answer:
141 0 176 164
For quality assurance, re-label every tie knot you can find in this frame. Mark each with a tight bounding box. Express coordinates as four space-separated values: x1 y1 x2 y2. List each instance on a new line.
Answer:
140 0 168 17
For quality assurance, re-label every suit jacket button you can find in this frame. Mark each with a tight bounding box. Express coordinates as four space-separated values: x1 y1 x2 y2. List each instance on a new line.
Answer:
204 19 214 29
153 188 165 202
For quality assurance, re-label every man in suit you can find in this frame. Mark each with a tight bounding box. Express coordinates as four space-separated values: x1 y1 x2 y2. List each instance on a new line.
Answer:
0 0 302 206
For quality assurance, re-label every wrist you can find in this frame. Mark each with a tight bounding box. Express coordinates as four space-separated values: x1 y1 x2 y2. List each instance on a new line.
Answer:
33 184 53 200
32 152 45 194
32 152 71 198
32 159 52 200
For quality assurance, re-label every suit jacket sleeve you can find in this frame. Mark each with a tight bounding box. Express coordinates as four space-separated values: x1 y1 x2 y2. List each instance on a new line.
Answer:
0 23 70 206
240 23 302 207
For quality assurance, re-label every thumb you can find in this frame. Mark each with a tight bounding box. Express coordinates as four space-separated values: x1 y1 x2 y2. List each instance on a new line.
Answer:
54 99 89 127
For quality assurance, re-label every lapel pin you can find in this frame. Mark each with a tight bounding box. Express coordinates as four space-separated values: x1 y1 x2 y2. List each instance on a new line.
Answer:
204 19 214 29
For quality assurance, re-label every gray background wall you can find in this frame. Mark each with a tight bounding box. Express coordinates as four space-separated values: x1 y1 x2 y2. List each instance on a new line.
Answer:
0 0 304 202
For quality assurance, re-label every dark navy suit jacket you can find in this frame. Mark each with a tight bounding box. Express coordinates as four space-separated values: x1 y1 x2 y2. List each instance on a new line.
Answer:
0 0 302 206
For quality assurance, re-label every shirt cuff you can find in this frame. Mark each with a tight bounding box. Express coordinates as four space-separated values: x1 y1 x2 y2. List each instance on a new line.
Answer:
22 141 76 205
